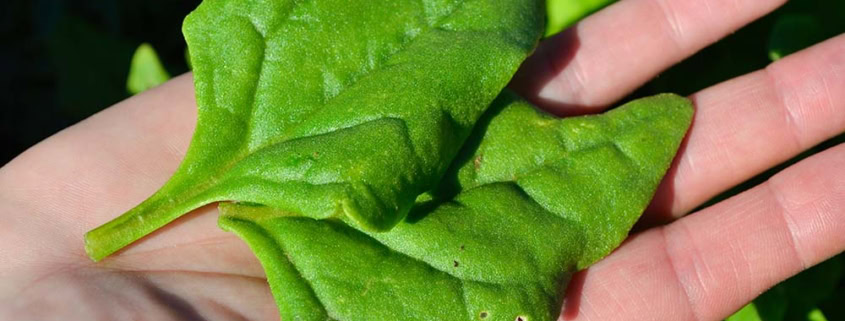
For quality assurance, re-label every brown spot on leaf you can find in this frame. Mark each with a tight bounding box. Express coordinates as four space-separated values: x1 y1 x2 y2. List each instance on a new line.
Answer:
453 260 459 267
479 311 488 319
474 154 483 170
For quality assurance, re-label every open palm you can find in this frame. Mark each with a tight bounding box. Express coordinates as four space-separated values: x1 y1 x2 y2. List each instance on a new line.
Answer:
2 0 843 320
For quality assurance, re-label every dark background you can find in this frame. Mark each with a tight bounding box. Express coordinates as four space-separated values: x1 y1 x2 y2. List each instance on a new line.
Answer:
1 0 201 164
0 1 843 319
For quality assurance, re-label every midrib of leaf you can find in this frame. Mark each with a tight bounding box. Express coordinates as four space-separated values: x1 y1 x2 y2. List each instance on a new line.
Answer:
240 15 268 153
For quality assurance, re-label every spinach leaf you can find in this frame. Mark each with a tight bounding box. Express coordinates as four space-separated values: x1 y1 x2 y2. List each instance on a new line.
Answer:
85 0 545 261
436 91 693 268
219 92 694 321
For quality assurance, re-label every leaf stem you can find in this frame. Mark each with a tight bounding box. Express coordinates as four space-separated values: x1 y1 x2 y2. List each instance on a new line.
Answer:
84 186 214 262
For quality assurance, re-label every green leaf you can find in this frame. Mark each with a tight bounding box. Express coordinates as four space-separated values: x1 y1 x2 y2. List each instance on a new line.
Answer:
85 0 545 261
545 0 615 37
218 92 694 321
436 91 693 267
127 43 171 95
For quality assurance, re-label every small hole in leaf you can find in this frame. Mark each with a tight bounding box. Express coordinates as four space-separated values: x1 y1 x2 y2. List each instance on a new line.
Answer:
453 260 459 267
516 317 525 321
479 311 488 319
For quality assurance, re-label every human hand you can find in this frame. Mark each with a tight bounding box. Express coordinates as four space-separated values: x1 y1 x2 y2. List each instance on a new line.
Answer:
1 0 843 320
511 0 845 319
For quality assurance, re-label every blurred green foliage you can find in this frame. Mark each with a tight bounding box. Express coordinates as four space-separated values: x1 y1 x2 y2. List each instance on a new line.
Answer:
127 43 171 95
726 255 844 321
545 0 613 36
1 0 843 318
768 14 827 61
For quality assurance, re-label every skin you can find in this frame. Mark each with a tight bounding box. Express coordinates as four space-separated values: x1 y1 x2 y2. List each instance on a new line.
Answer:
0 0 843 319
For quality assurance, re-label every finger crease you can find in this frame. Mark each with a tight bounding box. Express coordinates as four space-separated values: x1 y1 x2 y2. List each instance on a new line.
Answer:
765 180 809 269
653 0 686 52
764 66 805 151
660 227 704 321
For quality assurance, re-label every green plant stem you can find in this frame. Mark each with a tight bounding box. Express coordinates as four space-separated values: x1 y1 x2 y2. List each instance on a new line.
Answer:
84 182 216 261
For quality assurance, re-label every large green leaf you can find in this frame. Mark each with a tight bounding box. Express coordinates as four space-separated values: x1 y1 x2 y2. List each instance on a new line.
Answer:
85 0 545 261
219 92 694 321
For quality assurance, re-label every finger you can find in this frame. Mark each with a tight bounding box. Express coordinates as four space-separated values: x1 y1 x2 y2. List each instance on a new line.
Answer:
562 143 845 321
512 0 786 115
647 34 845 221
